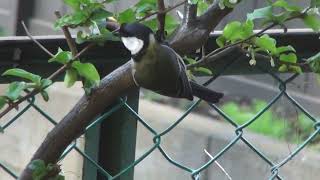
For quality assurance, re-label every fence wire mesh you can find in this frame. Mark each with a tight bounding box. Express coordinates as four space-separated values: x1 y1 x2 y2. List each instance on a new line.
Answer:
0 58 319 180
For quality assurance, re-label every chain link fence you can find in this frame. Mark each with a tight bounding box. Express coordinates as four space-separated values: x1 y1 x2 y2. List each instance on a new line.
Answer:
0 35 319 180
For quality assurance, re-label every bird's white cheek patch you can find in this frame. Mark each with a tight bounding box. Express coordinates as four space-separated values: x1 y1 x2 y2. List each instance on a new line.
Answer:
121 37 144 55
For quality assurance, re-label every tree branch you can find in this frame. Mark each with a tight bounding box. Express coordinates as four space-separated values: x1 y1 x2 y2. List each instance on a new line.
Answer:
169 1 234 54
19 62 136 179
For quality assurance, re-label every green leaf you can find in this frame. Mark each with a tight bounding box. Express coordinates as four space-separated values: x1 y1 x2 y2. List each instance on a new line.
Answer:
247 6 273 21
302 14 320 32
40 90 49 102
90 8 113 22
118 9 136 23
197 0 209 15
184 56 197 64
289 65 302 73
142 18 158 32
273 0 301 12
29 159 48 180
63 0 80 10
280 53 297 63
278 64 288 72
165 15 179 35
136 3 156 14
240 20 254 39
64 69 78 88
254 35 277 54
195 67 213 75
72 61 100 84
276 45 296 55
40 79 52 89
49 48 73 64
2 68 41 85
54 11 89 28
216 36 227 47
0 96 7 110
5 82 26 101
223 21 242 41
307 52 320 73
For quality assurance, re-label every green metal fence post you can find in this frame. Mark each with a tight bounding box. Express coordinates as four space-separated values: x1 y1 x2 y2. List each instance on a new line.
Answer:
83 123 101 180
97 89 139 180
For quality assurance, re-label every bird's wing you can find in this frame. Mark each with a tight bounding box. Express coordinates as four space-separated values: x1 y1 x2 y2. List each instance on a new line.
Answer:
160 44 193 100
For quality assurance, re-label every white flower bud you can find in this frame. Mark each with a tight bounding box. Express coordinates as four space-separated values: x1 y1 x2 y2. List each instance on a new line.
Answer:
249 59 256 66
270 57 275 67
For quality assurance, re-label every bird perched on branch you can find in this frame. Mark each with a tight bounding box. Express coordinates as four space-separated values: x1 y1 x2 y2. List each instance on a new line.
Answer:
118 22 223 103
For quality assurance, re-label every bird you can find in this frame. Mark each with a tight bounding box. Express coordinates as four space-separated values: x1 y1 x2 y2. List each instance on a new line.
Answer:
118 22 223 103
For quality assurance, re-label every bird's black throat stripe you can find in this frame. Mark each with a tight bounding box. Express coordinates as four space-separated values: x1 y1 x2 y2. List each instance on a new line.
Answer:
131 48 148 62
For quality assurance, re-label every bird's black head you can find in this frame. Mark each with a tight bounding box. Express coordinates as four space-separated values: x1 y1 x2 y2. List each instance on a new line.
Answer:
119 23 155 60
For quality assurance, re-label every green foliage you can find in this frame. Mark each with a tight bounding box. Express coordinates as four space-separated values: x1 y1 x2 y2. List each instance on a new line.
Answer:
216 0 316 74
222 100 315 142
72 61 100 92
302 14 320 32
117 0 179 35
49 48 73 64
184 56 213 76
64 69 78 88
308 52 320 73
55 0 117 44
247 1 302 25
3 68 41 86
1 69 53 103
197 0 209 16
5 82 27 101
29 159 65 180
72 61 100 83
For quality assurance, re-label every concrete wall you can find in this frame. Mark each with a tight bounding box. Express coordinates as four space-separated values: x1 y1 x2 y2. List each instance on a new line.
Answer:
0 84 320 180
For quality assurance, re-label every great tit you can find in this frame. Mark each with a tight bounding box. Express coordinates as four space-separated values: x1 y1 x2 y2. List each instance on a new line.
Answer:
119 23 223 103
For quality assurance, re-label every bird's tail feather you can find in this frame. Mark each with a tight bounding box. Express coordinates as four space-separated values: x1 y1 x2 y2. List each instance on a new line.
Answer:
190 81 223 103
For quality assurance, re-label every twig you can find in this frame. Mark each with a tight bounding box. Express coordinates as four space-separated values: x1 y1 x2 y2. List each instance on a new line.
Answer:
204 149 232 180
21 21 54 57
157 0 166 40
74 43 95 60
54 11 79 56
138 0 187 22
